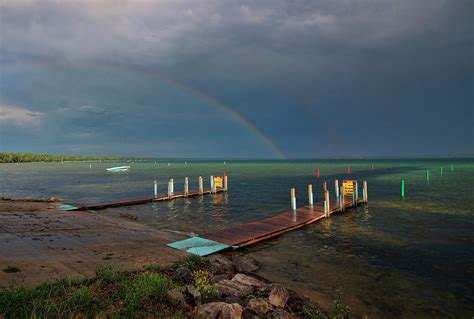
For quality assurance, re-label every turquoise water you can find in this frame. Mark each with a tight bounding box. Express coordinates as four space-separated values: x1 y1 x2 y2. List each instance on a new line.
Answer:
1 159 473 317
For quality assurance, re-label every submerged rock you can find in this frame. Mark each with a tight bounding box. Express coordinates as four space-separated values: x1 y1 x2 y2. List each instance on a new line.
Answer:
231 256 259 273
196 302 243 319
268 284 289 308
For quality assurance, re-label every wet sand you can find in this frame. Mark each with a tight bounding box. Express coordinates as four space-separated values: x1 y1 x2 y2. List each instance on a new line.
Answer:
0 199 188 287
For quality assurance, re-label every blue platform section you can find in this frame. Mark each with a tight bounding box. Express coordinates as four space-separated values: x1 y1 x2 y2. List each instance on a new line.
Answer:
167 237 231 256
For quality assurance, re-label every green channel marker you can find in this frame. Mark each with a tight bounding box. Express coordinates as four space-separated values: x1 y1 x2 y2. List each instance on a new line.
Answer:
401 180 405 199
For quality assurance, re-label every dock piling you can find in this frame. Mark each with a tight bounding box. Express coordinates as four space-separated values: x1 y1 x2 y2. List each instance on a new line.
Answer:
291 188 296 211
308 184 313 208
363 180 368 203
210 176 215 194
224 172 228 191
324 190 330 215
154 180 158 197
340 186 345 211
199 176 203 194
324 201 327 217
335 180 339 204
184 177 189 197
355 181 359 204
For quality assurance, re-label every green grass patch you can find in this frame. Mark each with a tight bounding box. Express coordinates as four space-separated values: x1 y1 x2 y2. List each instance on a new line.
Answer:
2 266 20 273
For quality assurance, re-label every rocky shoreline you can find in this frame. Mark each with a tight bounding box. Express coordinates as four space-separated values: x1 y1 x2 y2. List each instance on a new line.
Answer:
165 254 349 318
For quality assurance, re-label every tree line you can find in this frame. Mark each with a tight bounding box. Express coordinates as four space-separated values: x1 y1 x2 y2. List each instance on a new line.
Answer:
0 153 125 163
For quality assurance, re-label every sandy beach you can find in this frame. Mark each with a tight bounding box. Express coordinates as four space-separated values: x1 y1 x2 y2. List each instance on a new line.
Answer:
0 199 188 288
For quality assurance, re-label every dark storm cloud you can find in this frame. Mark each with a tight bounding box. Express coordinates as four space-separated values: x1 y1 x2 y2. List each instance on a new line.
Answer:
0 0 472 157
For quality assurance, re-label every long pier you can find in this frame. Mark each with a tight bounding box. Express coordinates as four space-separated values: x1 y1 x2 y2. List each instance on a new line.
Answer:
167 179 368 256
58 174 228 211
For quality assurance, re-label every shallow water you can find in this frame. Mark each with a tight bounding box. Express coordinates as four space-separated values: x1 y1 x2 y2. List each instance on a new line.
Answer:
1 159 473 317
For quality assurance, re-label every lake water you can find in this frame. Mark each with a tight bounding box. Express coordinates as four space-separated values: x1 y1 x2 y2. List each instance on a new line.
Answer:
1 159 473 317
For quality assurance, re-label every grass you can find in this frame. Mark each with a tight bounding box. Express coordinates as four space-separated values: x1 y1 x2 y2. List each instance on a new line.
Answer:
2 266 20 273
0 267 184 319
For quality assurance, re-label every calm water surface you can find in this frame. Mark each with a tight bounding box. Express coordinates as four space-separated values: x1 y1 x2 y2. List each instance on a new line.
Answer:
1 159 473 317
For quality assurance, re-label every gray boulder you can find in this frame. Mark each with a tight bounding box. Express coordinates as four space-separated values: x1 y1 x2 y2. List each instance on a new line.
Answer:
231 273 264 288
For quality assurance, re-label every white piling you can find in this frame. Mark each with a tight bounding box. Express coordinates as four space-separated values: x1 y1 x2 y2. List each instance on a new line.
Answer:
335 179 339 205
291 188 296 211
210 176 215 193
308 184 313 208
340 185 345 211
170 178 174 195
224 173 228 191
199 176 203 194
184 177 189 196
154 180 158 197
325 190 330 215
363 180 368 203
355 181 359 204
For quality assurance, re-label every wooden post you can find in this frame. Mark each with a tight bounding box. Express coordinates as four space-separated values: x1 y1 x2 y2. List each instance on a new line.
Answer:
199 176 203 194
401 180 405 199
154 180 158 197
210 175 214 193
335 180 339 204
363 180 368 203
340 185 345 211
224 172 228 191
308 184 313 208
325 190 330 215
184 177 189 196
290 188 296 211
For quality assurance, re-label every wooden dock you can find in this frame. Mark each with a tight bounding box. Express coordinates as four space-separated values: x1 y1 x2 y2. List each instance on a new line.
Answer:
72 189 224 210
202 198 362 248
167 179 368 255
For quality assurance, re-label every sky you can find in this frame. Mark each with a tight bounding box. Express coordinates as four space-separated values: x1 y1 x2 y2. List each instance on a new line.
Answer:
0 0 472 159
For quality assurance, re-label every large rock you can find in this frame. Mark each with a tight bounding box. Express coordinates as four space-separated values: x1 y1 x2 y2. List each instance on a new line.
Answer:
215 279 254 298
272 308 293 319
231 274 264 288
186 284 201 306
166 288 190 310
209 255 235 274
245 298 272 316
231 256 259 273
196 302 243 319
268 284 289 308
210 273 233 284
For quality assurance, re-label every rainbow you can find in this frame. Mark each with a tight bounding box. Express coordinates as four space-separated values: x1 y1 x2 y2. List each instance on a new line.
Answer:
3 58 287 159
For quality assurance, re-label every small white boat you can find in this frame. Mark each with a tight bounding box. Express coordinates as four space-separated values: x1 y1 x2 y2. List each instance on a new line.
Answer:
106 165 130 172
